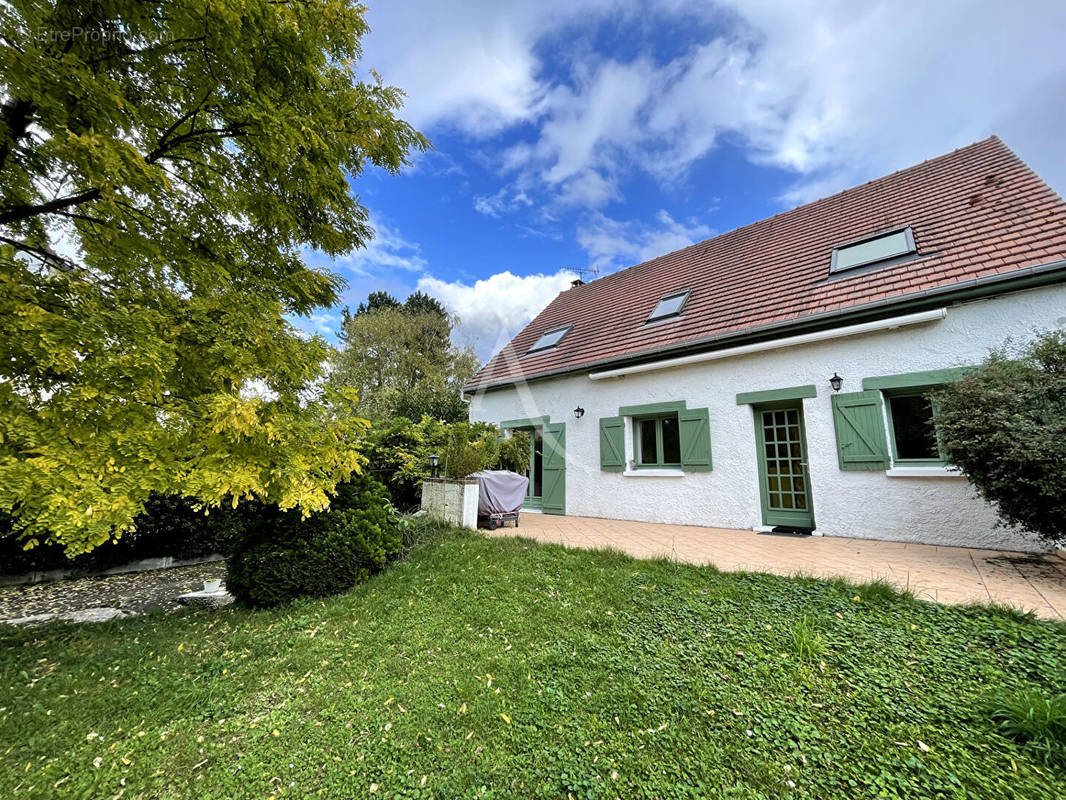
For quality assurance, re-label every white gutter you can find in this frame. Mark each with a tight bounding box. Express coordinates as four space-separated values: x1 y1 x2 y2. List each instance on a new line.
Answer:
588 307 948 381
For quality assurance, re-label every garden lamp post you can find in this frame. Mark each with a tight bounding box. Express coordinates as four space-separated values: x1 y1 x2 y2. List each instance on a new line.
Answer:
428 453 440 478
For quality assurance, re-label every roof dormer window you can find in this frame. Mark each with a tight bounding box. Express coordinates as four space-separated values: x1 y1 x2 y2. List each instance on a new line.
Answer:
830 227 915 274
527 325 571 354
647 289 690 323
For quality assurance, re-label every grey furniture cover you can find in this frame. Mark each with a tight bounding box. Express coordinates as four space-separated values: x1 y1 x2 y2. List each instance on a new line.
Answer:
469 470 529 515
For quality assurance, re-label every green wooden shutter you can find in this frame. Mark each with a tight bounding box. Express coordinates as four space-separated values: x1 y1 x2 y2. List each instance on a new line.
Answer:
541 422 566 515
831 391 889 470
679 407 712 471
599 416 625 472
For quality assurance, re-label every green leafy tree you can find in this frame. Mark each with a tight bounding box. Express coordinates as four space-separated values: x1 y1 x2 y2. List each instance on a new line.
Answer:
333 292 479 422
935 330 1066 546
0 1 428 554
403 290 448 318
364 418 517 510
348 290 403 321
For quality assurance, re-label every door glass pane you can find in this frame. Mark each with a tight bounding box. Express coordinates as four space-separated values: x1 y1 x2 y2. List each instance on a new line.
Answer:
889 394 940 460
532 428 544 497
661 415 681 463
639 419 658 465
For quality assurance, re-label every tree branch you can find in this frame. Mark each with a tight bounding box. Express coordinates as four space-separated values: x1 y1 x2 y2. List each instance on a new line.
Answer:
0 99 36 175
0 122 251 226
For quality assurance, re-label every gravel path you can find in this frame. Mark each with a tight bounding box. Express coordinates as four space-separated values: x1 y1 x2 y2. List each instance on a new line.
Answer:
0 561 226 621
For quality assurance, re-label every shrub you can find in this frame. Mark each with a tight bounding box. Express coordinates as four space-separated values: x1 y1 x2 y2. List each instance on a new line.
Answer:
440 422 499 479
363 418 520 510
934 330 1066 546
498 429 532 474
225 472 403 607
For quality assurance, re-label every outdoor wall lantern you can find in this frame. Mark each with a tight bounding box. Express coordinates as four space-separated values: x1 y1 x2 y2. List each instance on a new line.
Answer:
573 406 585 419
428 453 440 477
829 373 843 392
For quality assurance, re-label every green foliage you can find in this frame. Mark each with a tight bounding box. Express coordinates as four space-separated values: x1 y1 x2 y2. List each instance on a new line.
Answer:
790 615 827 662
364 418 518 509
333 291 479 423
225 473 402 608
402 290 448 318
440 421 500 479
0 1 427 555
498 429 532 474
2 534 1065 798
934 330 1066 545
349 290 402 318
987 690 1066 760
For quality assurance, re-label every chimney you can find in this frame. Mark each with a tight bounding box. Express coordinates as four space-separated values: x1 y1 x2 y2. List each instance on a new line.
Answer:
570 278 584 288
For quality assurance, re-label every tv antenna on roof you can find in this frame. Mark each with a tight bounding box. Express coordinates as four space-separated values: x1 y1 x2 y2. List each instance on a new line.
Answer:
562 265 599 287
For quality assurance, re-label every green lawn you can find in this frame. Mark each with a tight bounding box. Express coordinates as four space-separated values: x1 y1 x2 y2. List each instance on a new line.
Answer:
2 528 1064 799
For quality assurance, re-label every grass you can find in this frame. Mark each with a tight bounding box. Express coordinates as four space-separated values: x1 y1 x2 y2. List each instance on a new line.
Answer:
987 690 1066 758
2 526 1065 799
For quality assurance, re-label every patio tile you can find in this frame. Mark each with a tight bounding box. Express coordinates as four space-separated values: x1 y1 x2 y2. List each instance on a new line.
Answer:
484 514 1066 621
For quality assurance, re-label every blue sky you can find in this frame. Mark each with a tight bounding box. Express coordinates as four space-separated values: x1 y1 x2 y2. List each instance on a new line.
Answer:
297 0 1066 362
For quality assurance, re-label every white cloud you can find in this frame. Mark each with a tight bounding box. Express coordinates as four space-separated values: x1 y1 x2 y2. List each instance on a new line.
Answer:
338 221 427 277
473 187 533 217
417 270 575 361
577 210 713 271
363 0 1066 207
360 0 622 136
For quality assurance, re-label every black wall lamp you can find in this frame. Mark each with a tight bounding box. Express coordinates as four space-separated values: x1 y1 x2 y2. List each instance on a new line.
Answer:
829 373 843 392
573 406 585 419
428 452 440 477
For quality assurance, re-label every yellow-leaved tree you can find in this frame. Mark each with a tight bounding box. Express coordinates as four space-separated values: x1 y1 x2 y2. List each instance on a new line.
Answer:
0 0 428 554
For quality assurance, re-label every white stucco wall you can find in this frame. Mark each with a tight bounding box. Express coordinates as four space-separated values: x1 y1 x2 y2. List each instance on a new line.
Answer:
469 284 1066 552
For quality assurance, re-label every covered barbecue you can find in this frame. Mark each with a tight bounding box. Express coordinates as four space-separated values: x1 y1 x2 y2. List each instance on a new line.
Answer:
470 470 529 530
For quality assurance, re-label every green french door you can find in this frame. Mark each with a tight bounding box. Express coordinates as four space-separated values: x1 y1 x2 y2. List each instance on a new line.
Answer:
753 402 815 529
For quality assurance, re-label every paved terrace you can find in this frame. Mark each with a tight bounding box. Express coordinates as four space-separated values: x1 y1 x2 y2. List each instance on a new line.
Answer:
487 514 1066 621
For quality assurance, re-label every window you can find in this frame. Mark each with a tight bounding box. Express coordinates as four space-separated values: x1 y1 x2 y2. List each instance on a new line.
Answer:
885 391 947 465
647 290 690 323
831 227 915 273
635 413 681 467
527 325 571 354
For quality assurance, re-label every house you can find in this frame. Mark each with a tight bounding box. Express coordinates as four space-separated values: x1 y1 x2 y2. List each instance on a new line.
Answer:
463 137 1066 552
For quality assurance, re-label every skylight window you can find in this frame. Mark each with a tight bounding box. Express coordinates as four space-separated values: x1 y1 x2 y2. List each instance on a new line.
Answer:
647 290 690 323
527 325 571 354
831 227 915 273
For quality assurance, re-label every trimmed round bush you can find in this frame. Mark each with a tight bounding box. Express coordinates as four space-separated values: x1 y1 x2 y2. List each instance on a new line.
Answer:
225 472 403 607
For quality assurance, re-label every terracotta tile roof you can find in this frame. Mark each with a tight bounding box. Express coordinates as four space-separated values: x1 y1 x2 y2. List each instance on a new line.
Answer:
466 137 1066 391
